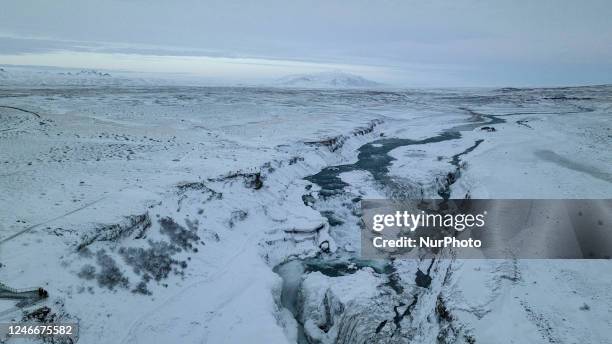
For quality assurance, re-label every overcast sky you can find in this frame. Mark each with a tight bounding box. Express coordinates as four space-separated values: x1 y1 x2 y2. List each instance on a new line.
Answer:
1 0 611 86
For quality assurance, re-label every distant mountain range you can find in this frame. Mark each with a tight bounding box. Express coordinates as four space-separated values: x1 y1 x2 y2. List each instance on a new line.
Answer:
0 66 153 86
0 66 383 88
59 70 112 77
275 71 381 89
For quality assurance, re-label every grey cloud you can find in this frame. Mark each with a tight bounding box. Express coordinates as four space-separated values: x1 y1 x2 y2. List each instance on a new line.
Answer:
1 0 611 86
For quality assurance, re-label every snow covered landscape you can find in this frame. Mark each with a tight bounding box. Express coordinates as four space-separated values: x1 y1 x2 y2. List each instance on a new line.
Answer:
0 66 610 343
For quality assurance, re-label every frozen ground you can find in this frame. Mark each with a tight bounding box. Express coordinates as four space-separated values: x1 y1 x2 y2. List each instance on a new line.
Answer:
0 67 611 343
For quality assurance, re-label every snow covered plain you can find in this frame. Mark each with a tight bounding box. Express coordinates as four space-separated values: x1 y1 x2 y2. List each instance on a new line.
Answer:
0 67 611 343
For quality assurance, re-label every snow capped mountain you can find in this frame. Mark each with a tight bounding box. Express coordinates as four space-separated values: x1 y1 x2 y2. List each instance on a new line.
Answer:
276 71 381 89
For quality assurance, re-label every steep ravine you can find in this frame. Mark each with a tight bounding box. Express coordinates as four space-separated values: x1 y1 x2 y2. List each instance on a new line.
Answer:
275 110 505 343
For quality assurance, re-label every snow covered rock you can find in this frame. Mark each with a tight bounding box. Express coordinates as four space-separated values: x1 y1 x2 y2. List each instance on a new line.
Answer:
298 268 390 343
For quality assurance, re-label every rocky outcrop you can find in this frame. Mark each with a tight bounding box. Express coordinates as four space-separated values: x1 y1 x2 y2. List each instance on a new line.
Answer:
305 119 383 152
77 213 151 251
